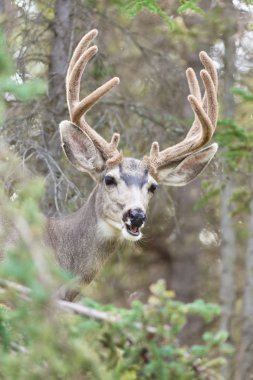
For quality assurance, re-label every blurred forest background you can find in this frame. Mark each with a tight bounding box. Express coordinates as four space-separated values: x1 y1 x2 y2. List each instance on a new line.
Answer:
1 0 253 379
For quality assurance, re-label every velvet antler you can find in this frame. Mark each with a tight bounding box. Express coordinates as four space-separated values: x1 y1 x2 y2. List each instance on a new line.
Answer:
66 29 121 163
144 52 218 176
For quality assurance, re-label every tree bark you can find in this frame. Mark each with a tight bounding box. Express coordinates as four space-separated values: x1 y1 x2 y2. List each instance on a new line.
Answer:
219 181 236 332
0 0 4 13
236 182 253 380
169 181 202 303
219 2 237 332
48 0 74 123
46 0 75 141
43 0 75 215
219 4 237 379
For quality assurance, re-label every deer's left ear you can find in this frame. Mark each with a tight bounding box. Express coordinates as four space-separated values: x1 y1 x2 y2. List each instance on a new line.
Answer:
157 143 218 186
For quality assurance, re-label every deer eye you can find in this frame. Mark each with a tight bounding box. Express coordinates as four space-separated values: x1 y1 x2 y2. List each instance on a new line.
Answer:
104 175 117 186
148 183 157 193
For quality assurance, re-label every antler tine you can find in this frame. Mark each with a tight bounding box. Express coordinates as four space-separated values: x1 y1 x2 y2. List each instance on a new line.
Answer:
182 53 218 142
144 52 218 173
67 45 98 113
200 69 217 128
67 29 98 81
200 51 218 91
72 76 120 123
66 30 121 161
186 67 201 101
199 51 218 127
185 54 218 140
183 67 203 139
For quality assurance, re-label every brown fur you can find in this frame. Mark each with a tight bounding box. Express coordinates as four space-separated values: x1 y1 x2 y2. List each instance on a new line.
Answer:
46 187 120 283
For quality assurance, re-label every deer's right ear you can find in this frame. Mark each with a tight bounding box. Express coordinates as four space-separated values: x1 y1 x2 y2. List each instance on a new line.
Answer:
59 121 105 179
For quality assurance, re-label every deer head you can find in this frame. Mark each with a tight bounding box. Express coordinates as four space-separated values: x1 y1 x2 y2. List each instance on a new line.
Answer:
60 29 218 242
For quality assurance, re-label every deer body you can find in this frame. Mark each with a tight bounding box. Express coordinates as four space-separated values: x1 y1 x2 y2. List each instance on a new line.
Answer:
47 187 119 283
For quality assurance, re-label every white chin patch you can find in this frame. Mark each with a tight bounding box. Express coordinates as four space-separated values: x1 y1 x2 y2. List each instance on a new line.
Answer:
101 218 143 242
122 226 142 242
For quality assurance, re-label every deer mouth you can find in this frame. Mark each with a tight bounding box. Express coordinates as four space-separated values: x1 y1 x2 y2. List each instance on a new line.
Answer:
125 222 141 236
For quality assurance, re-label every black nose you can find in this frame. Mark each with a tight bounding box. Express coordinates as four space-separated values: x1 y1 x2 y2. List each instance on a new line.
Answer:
126 208 146 228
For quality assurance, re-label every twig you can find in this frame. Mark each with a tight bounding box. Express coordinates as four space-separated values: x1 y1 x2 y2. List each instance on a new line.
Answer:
10 342 28 354
0 279 161 334
58 300 120 323
0 279 31 295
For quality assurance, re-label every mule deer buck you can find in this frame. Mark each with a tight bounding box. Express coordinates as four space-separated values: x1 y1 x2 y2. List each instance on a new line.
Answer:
46 30 218 300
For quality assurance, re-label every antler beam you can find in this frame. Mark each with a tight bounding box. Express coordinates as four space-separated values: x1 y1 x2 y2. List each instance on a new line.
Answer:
144 52 218 173
66 29 121 162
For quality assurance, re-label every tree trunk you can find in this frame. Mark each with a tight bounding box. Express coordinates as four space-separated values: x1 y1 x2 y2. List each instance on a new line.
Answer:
219 4 237 379
46 0 75 145
219 181 236 332
219 2 237 332
169 182 202 303
43 0 75 215
0 0 4 13
236 184 253 380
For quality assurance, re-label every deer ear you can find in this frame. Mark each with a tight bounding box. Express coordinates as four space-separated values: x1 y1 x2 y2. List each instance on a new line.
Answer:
157 143 218 186
59 121 105 179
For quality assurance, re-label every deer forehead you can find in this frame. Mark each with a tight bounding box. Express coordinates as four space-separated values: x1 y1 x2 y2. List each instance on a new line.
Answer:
106 158 153 188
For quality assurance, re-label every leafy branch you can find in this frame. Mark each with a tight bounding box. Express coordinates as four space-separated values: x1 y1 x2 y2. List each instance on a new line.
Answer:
114 0 205 31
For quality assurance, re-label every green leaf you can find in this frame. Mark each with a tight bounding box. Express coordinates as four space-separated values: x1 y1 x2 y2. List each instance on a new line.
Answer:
231 87 253 101
193 188 220 210
178 0 205 16
191 345 209 357
1 78 46 101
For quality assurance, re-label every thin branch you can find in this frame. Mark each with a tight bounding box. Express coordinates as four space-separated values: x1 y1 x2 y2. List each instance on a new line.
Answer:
0 279 163 334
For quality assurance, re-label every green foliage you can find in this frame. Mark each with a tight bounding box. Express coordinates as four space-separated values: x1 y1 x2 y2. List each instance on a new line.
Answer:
79 281 230 380
118 0 176 30
216 118 253 168
177 0 204 16
0 29 46 118
231 87 253 102
0 271 232 379
1 77 46 102
231 186 251 215
243 0 253 4
194 187 220 211
114 0 205 31
194 115 253 212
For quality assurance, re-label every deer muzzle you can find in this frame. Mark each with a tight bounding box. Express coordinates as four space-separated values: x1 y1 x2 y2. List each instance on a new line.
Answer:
123 208 146 237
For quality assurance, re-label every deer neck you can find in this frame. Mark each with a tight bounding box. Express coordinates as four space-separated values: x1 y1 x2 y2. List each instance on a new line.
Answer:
46 185 121 283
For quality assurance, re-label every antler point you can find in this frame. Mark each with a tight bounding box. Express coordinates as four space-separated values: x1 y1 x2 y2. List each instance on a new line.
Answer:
199 51 212 67
110 133 120 148
186 67 193 74
113 77 120 85
90 45 98 53
187 94 195 102
199 51 207 59
150 141 160 156
200 69 208 77
90 29 98 38
200 70 212 85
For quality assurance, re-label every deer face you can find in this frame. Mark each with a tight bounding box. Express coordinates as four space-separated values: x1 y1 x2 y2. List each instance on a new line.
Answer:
60 121 217 242
96 158 157 241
